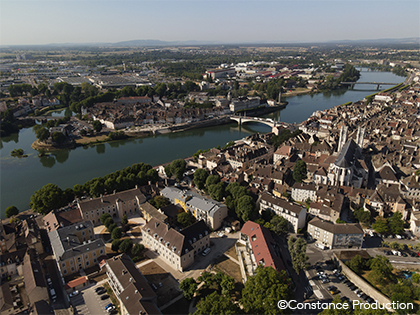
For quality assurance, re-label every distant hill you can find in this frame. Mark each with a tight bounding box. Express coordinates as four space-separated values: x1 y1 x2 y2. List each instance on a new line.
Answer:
1 37 419 48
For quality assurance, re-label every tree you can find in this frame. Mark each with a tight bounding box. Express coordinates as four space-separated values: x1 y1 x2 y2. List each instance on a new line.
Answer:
220 275 235 296
100 213 112 225
193 168 208 190
149 196 169 209
388 211 404 235
112 239 121 252
177 211 196 228
35 127 50 142
194 291 240 315
171 159 187 182
119 239 133 254
411 273 420 284
51 132 66 144
104 217 114 229
368 256 394 285
121 215 128 226
179 277 197 300
288 237 309 274
111 227 122 240
5 206 19 218
391 293 414 315
30 183 66 214
240 266 293 315
372 217 390 234
206 174 220 187
270 215 290 236
108 223 117 233
132 243 144 256
346 255 365 273
236 195 257 222
197 271 214 288
92 120 102 133
208 182 225 201
293 160 307 183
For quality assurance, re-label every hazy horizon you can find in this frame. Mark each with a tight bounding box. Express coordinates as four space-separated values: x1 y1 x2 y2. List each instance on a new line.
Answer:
1 0 419 46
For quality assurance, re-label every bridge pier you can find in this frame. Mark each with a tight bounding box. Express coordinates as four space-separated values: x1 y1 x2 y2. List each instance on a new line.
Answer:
376 84 380 90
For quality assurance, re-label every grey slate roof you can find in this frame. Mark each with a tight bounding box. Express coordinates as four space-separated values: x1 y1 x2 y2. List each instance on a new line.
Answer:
48 221 104 261
309 217 363 235
160 187 225 218
334 139 358 168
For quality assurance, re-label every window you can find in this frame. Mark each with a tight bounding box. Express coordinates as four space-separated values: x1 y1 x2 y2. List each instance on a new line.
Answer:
86 261 89 266
93 252 96 257
100 249 103 254
77 257 81 262
71 267 75 272
85 255 89 259
62 263 66 267
63 269 67 274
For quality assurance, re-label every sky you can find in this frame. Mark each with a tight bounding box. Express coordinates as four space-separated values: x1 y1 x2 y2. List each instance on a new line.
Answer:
0 0 419 46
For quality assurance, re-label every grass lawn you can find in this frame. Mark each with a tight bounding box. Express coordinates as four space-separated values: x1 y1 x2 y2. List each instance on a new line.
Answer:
211 255 242 284
225 245 237 259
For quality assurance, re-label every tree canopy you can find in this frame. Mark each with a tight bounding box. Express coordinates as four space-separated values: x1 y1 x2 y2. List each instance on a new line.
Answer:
288 237 309 274
194 292 240 315
5 206 19 218
30 183 69 214
293 160 307 183
179 277 197 300
240 266 293 315
193 168 208 190
119 239 133 254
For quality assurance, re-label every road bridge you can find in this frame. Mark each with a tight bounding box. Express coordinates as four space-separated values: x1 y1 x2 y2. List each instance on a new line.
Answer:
341 82 399 90
229 115 291 133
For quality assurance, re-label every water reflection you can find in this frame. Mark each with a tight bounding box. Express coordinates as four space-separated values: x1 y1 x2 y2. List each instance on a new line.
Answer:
52 150 69 164
96 144 106 154
40 155 56 168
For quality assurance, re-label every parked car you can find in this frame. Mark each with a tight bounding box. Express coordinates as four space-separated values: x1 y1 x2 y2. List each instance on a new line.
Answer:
96 289 106 295
69 291 79 297
95 286 104 292
349 285 357 290
105 303 113 310
101 295 110 300
202 248 211 256
107 306 116 313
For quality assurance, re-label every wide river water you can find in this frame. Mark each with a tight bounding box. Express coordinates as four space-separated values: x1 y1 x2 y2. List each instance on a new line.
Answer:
0 70 404 217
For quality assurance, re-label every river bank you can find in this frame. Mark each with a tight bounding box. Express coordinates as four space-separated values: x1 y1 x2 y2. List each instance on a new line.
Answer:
1 69 405 215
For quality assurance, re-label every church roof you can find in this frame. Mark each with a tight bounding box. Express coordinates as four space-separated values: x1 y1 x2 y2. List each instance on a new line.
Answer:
334 139 358 168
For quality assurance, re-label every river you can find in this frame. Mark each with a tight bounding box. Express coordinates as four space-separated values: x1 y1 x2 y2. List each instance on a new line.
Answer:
0 69 404 217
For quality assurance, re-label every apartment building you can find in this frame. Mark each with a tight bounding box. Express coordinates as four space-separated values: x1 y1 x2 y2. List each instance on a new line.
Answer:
307 217 364 249
103 254 160 315
259 192 306 233
78 187 146 225
291 182 317 202
160 187 227 230
142 218 210 272
49 221 106 276
238 221 285 275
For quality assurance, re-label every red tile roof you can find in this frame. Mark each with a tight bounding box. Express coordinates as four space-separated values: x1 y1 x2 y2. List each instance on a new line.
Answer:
65 276 88 289
240 221 286 272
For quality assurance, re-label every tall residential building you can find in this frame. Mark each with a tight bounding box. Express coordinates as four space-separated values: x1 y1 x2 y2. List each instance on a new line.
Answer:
49 221 106 276
142 218 210 272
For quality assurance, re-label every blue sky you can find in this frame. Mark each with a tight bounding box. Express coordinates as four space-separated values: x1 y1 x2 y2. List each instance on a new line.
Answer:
1 0 419 45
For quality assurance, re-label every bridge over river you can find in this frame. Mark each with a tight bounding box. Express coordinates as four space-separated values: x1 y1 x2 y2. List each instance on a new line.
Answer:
229 115 292 133
341 81 399 90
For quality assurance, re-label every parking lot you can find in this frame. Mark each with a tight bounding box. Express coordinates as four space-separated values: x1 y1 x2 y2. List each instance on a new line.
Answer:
70 284 113 315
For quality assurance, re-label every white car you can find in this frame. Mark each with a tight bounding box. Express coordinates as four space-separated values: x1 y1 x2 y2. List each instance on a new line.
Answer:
69 290 79 297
